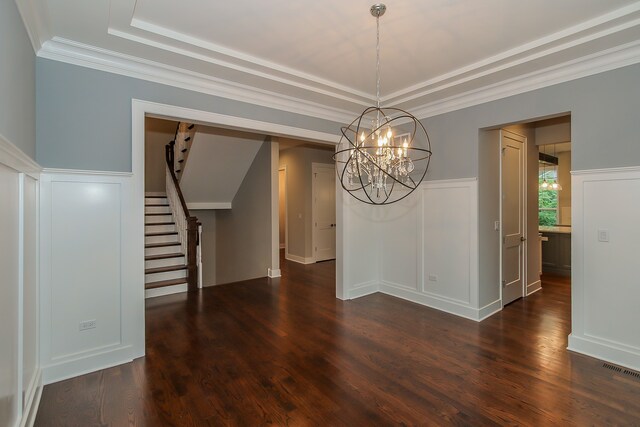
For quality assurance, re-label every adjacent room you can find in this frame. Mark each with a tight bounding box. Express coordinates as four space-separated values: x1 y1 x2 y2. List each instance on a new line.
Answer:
2 0 640 425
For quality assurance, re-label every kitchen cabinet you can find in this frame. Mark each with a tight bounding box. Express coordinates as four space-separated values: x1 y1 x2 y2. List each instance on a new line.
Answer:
540 229 571 276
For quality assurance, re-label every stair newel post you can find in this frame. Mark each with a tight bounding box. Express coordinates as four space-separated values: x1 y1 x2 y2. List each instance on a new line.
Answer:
186 216 199 291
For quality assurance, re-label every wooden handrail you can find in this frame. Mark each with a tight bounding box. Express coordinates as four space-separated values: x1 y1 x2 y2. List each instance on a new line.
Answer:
166 126 199 291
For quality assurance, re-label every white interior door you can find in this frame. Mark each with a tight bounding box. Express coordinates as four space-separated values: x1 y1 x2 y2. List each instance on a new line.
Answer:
312 164 336 262
501 131 526 305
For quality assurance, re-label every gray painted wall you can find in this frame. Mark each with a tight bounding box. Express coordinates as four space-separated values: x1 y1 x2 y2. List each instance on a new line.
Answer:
215 140 272 285
1 0 35 158
35 58 343 172
279 145 334 259
145 117 176 192
422 63 640 181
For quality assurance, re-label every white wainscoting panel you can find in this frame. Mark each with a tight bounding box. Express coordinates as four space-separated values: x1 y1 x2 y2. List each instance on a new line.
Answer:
379 192 420 291
0 134 42 427
41 171 139 384
570 167 640 371
341 194 380 299
356 178 483 321
0 162 20 427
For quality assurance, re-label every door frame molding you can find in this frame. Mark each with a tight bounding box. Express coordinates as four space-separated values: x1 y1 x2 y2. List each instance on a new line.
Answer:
311 162 336 263
279 166 288 252
499 129 528 307
132 99 339 356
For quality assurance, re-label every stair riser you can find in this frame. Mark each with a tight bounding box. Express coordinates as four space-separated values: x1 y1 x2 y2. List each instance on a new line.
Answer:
145 269 187 284
145 245 183 256
145 234 180 245
145 206 171 214
145 224 176 233
145 214 173 224
145 256 186 269
145 197 167 205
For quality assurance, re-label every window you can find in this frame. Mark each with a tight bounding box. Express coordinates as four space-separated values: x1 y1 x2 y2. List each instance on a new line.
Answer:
539 164 558 226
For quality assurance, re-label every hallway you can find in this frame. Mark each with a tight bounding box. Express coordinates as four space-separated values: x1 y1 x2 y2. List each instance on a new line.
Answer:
35 261 640 425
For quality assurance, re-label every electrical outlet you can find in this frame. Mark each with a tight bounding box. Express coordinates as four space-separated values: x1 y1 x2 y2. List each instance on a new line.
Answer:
428 274 438 282
598 229 609 242
494 221 500 231
79 320 97 331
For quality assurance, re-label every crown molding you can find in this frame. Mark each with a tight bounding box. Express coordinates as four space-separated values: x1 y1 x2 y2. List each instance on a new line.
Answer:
14 0 51 53
37 37 358 125
383 2 640 106
409 40 640 120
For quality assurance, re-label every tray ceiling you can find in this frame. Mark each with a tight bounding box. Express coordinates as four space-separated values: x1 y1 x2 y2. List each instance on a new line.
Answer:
18 0 640 119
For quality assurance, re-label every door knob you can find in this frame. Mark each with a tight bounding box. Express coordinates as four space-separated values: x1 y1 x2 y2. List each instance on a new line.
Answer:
520 236 526 241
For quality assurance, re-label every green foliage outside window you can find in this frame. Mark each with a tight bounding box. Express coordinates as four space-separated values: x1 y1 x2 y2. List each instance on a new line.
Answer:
539 168 558 226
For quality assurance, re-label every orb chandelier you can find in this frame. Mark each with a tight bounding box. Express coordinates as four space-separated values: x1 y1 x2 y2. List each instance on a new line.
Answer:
334 3 432 205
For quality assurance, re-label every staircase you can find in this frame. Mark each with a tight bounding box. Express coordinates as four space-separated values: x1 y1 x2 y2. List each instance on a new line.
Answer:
144 193 188 298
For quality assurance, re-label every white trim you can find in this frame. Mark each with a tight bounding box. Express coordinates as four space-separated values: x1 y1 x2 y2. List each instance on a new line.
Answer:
0 132 40 177
187 202 232 210
14 0 50 53
38 38 358 125
411 40 640 120
144 191 166 197
140 100 339 145
42 346 134 385
568 334 640 372
19 368 42 427
379 283 488 322
144 283 188 299
527 280 542 296
41 167 132 177
267 268 281 278
571 165 640 175
285 253 315 265
477 299 503 321
348 282 380 299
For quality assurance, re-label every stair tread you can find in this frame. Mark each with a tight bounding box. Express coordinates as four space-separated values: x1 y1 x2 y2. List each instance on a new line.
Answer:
145 252 184 261
146 264 187 274
145 242 181 249
145 222 175 226
145 213 172 216
145 195 166 198
145 278 187 290
145 204 170 207
146 231 178 236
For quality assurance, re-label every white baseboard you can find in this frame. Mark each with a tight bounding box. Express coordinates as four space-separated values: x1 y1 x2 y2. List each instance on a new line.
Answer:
285 252 314 264
527 280 542 296
268 268 281 278
42 345 134 385
348 281 380 299
477 299 502 321
568 334 640 372
145 283 188 299
19 368 43 427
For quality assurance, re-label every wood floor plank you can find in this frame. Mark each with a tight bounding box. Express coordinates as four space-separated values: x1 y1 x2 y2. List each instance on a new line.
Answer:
35 266 640 426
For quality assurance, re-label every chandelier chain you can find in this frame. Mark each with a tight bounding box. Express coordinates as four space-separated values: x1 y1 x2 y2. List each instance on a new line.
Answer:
376 13 381 109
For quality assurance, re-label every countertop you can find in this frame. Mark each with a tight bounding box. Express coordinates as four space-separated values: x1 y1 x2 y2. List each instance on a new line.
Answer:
539 225 571 234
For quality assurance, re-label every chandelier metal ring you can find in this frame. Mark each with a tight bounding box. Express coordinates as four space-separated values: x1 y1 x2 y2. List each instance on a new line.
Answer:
334 4 433 205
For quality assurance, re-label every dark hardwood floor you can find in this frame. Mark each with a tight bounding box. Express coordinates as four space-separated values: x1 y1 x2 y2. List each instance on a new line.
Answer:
35 262 640 426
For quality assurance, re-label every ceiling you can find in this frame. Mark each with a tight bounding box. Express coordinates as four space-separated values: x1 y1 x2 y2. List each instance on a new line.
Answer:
19 0 640 121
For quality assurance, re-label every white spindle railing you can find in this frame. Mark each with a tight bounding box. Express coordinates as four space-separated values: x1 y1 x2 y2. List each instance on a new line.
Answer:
166 164 188 255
